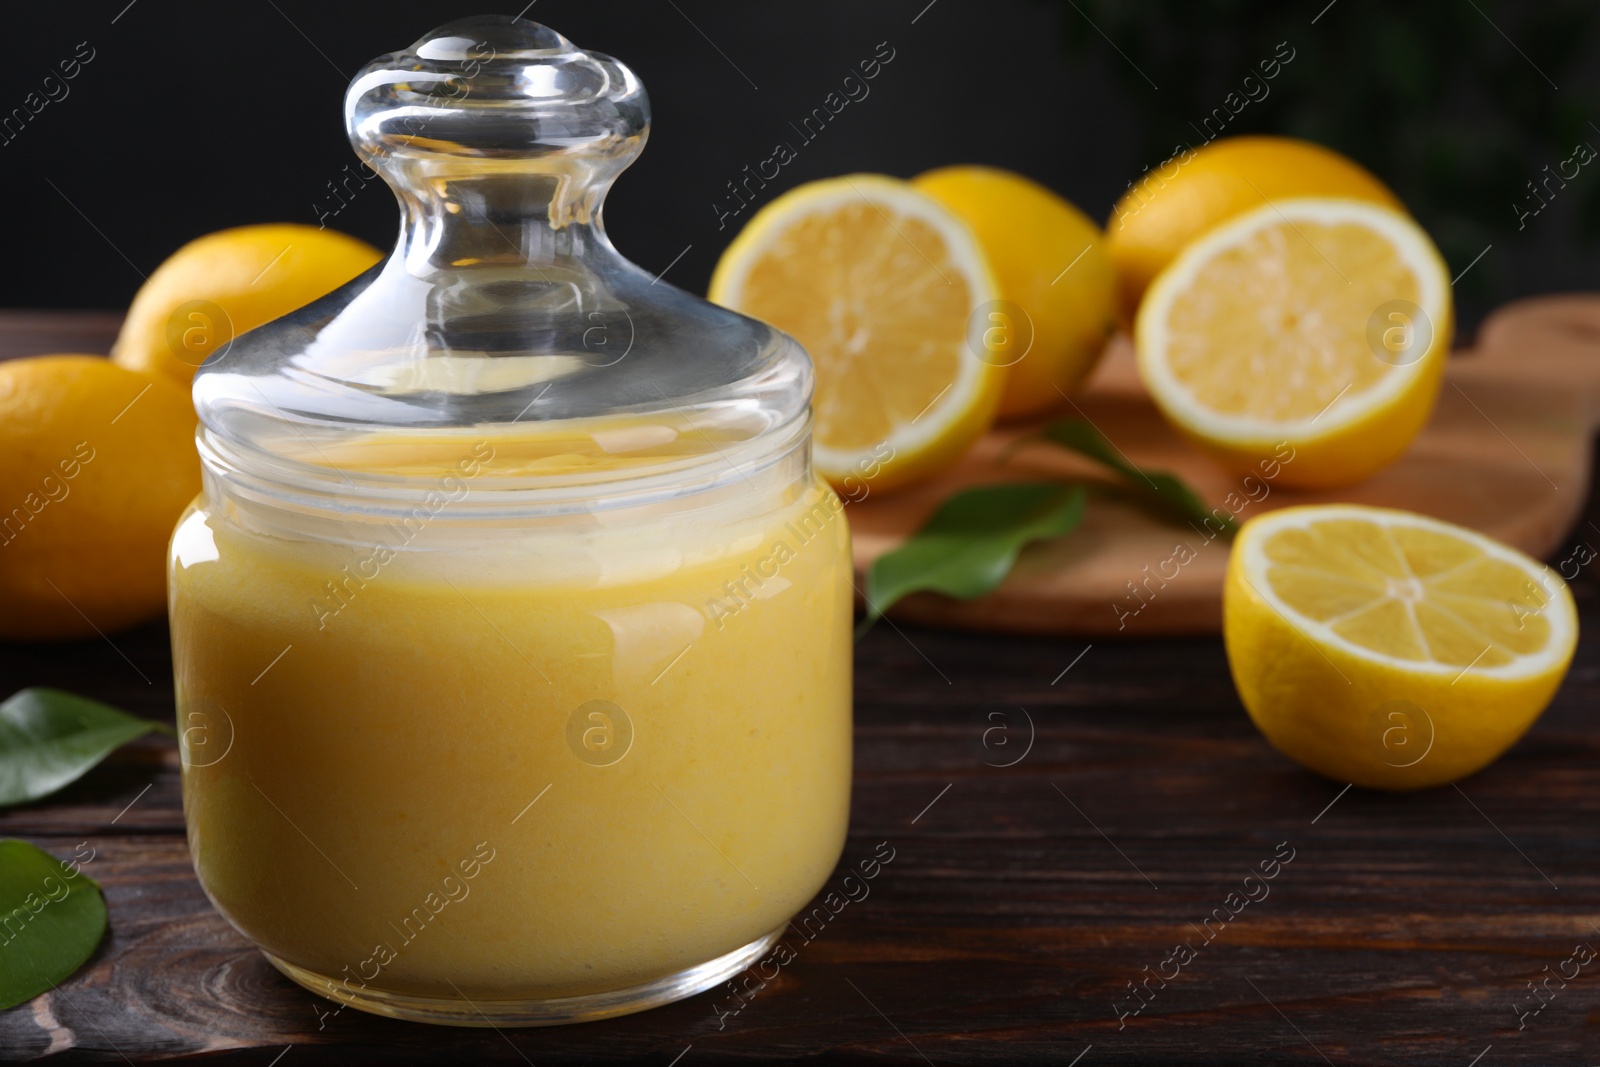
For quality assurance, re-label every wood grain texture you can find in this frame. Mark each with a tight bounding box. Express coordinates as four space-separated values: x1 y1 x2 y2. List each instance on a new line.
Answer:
849 295 1600 636
1 311 1598 1063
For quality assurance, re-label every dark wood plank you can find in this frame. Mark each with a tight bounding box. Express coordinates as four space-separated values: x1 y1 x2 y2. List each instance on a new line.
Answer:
2 309 1599 1063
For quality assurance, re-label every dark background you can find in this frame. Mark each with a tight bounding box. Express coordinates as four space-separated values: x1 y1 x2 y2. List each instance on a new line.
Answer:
3 0 1598 332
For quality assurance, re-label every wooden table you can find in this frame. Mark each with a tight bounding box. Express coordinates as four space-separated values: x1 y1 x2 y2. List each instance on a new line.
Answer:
3 314 1598 1063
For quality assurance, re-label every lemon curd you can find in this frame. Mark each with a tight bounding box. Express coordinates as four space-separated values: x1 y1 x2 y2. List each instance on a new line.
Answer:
170 16 854 1025
172 456 851 1015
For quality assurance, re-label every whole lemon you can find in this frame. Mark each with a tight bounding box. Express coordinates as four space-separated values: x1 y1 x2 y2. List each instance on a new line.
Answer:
1106 136 1400 322
112 223 382 387
0 356 200 640
915 165 1116 420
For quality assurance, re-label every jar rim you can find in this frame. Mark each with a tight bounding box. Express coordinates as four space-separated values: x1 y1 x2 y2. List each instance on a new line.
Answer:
195 410 813 524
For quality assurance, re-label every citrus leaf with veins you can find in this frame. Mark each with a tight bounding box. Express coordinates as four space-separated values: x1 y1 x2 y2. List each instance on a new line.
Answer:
0 688 165 808
858 482 1086 637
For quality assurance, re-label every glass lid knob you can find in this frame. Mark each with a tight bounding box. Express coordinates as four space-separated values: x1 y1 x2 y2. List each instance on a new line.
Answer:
193 15 810 482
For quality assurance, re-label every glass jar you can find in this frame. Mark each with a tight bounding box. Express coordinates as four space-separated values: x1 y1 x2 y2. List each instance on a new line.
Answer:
168 15 852 1026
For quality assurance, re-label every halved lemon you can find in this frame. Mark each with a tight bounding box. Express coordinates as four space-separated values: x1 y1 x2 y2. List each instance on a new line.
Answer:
1137 198 1453 489
1225 505 1577 790
709 174 1004 495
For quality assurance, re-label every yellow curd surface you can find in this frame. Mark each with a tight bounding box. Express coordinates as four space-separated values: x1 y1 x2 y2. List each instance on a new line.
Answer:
169 475 852 1001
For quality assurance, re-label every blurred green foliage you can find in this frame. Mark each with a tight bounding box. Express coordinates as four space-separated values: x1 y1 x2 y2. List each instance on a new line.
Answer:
1058 0 1599 308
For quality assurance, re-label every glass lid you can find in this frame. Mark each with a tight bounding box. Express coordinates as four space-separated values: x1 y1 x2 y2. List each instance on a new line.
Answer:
193 15 810 486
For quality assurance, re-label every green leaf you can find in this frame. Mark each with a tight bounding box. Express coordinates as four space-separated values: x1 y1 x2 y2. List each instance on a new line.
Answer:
858 483 1086 637
0 839 106 1010
1038 418 1236 535
0 689 160 808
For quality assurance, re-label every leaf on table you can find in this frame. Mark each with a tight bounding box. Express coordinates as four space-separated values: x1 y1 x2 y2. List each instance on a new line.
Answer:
0 838 106 1010
1038 418 1235 535
0 689 161 808
858 482 1087 637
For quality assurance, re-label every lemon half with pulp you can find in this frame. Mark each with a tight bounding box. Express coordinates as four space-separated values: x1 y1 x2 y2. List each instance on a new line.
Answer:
710 174 1003 495
1137 197 1452 489
1225 504 1576 790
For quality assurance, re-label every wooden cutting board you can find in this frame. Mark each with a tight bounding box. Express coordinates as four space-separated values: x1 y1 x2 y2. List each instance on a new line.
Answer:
849 294 1600 636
